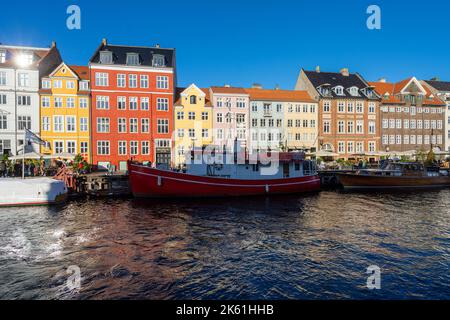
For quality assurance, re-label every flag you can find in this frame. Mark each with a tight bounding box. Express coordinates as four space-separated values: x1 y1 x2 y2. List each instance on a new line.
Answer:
25 129 51 149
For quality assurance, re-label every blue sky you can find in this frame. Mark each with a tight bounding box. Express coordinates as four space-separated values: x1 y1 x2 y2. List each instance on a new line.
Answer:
1 0 449 89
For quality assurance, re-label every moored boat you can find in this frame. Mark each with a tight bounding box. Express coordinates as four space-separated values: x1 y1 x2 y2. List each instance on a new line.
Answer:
128 152 321 198
337 162 450 190
0 178 68 207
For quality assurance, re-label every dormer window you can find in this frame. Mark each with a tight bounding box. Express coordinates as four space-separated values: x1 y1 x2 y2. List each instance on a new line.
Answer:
152 54 165 67
99 51 113 64
334 86 344 96
349 86 359 96
126 53 140 66
190 95 197 104
0 50 6 63
16 53 33 67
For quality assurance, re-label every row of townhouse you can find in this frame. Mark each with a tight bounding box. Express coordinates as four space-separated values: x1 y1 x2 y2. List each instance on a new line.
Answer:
1 40 450 170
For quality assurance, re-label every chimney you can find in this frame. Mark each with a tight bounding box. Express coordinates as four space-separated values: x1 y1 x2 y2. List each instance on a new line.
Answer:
155 43 160 48
51 41 56 48
340 68 349 76
252 83 262 89
315 66 320 73
430 76 440 81
102 38 107 45
378 78 387 83
275 84 280 90
224 84 231 88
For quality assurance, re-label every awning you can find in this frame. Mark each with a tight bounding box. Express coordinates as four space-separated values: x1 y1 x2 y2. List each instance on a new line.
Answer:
8 151 45 160
310 150 339 157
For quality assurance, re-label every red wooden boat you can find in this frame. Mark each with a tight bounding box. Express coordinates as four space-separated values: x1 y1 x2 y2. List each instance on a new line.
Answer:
128 153 321 198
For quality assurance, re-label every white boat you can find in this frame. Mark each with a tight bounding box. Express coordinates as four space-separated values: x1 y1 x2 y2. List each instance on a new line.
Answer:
0 178 68 207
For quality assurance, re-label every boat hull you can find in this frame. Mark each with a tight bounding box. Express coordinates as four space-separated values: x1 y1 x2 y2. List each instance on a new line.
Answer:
0 178 68 207
129 163 321 198
338 173 450 190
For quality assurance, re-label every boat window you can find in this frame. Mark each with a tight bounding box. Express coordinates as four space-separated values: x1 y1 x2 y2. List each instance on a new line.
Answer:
252 164 259 172
294 163 300 171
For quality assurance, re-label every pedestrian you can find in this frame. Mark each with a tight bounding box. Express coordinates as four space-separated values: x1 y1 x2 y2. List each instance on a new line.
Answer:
0 161 5 178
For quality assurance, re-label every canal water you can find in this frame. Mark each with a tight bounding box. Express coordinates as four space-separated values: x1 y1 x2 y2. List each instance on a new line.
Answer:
0 190 449 300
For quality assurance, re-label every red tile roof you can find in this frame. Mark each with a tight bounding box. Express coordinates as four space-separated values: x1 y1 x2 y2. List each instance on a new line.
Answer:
210 86 248 94
69 65 89 80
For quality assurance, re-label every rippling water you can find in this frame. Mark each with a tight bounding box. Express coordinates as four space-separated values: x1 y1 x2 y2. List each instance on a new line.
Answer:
0 190 449 300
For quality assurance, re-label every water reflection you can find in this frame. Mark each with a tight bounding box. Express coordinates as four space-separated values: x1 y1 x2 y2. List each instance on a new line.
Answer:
0 191 449 299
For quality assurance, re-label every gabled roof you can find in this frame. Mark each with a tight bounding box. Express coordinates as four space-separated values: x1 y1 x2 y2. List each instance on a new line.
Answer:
424 80 450 92
69 65 89 80
370 78 445 106
303 69 376 99
174 86 211 107
89 41 175 68
210 86 249 95
245 88 315 103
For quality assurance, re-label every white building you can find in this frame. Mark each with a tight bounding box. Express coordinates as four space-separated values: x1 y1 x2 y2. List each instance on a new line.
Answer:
0 43 61 156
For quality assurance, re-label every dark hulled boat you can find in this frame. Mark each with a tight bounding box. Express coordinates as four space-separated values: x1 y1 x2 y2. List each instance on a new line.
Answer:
337 162 450 190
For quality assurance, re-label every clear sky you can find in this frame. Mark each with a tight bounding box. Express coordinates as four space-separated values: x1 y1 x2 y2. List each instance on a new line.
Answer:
1 0 449 89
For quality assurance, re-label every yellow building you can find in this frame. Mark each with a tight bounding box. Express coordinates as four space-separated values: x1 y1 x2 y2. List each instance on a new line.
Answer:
174 84 213 166
39 63 91 161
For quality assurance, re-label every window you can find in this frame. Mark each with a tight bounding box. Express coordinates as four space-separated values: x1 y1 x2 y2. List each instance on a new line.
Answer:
156 76 168 89
80 142 88 154
141 118 150 133
356 120 364 134
0 72 6 86
410 135 416 145
96 96 109 109
140 75 149 88
157 98 169 111
118 118 127 133
79 98 88 109
117 96 126 110
42 79 51 89
347 121 354 133
356 102 364 113
368 102 376 113
347 102 354 113
347 141 354 153
79 81 89 91
18 95 31 106
236 113 245 124
396 119 402 129
338 102 345 113
18 73 29 87
216 129 223 140
95 73 109 86
53 80 62 89
129 118 138 133
96 117 110 133
369 121 376 134
54 116 64 132
66 81 75 89
0 115 6 130
0 50 5 63
17 116 31 130
177 128 185 138
403 135 409 145
338 141 345 153
177 111 184 120
382 135 388 145
0 94 5 105
417 135 423 144
54 97 63 108
117 74 126 87
251 102 257 112
188 112 196 120
130 141 139 155
437 120 443 129
396 135 402 145
99 51 113 64
323 120 331 134
335 86 344 95
237 98 246 108
126 53 140 65
41 97 50 108
67 141 76 154
382 119 388 129
142 141 150 155
54 141 64 154
141 97 149 110
216 113 223 123
157 119 169 134
152 54 165 67
410 120 416 129
356 142 364 153
97 141 110 155
202 129 209 138
369 141 376 152
338 121 345 133
277 104 283 113
252 118 257 127
129 97 138 110
417 120 423 129
190 95 197 104
67 97 75 108
129 74 137 88
41 117 50 131
202 112 209 121
188 128 195 138
80 118 88 132
66 116 76 132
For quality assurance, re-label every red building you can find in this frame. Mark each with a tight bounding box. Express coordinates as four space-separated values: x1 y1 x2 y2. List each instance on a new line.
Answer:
89 39 176 171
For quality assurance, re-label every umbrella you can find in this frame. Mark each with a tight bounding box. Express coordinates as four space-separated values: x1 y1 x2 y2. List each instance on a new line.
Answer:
311 150 339 157
8 151 45 160
44 152 76 160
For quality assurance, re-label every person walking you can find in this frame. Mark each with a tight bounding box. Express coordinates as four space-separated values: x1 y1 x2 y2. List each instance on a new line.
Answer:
0 161 5 178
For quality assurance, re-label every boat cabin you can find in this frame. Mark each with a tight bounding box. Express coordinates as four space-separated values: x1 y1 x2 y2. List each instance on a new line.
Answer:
185 151 317 179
